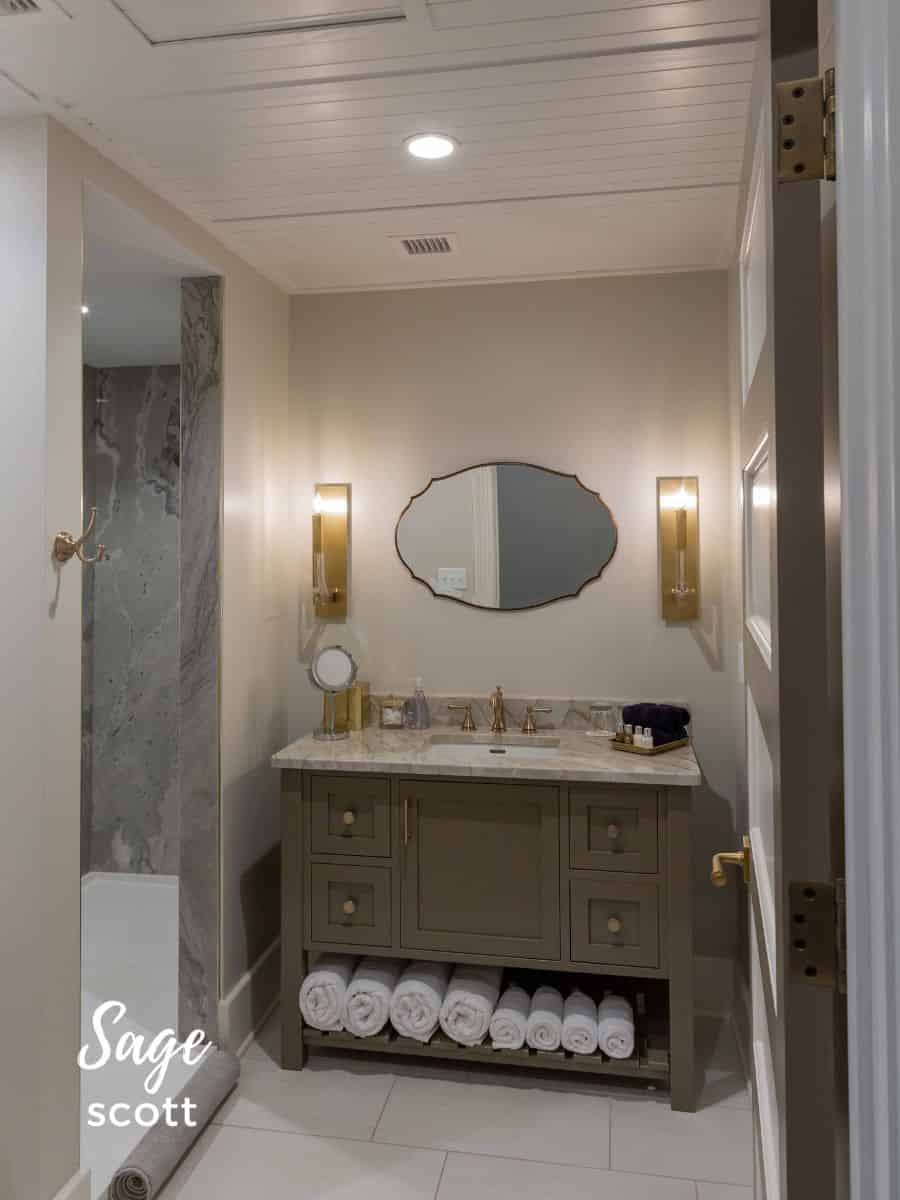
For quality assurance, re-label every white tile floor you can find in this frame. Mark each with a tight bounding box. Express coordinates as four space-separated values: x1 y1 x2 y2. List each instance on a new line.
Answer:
161 1008 753 1200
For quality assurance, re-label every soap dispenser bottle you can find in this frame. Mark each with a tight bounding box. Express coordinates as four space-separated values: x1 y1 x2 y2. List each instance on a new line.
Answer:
408 678 431 730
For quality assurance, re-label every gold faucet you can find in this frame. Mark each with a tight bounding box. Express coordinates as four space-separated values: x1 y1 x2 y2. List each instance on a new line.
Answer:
489 686 506 734
521 704 552 735
448 702 476 732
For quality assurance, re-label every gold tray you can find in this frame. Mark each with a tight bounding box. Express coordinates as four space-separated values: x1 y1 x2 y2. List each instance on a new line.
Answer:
611 737 690 756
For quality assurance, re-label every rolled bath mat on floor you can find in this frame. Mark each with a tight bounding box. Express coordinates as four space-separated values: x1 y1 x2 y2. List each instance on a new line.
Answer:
107 1047 239 1200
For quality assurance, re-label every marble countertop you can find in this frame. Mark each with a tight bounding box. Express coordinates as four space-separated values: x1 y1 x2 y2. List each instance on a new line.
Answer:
271 727 701 787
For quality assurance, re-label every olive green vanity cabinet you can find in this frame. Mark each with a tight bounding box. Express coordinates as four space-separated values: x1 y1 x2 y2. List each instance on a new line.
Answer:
281 768 695 1111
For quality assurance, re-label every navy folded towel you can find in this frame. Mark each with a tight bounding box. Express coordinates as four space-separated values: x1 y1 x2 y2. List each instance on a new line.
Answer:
622 703 690 746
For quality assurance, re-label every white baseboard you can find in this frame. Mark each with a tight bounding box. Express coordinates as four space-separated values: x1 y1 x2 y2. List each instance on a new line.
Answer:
218 938 281 1056
694 954 736 1017
51 1168 91 1200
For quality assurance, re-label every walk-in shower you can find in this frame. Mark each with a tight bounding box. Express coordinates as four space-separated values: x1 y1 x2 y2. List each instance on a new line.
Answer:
79 186 223 1198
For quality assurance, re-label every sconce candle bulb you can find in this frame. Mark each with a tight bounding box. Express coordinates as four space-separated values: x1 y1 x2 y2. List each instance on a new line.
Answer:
312 483 350 620
657 476 699 621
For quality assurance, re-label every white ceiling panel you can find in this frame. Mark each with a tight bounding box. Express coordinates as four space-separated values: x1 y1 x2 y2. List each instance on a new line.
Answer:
224 186 740 292
0 0 759 291
0 69 39 116
112 1 404 44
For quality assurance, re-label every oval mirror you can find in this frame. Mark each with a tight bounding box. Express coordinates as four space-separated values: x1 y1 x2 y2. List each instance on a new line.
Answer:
395 463 617 611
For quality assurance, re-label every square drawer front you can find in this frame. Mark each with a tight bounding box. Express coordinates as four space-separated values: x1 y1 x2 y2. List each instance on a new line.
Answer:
570 785 659 873
310 775 391 858
310 863 391 947
570 877 660 968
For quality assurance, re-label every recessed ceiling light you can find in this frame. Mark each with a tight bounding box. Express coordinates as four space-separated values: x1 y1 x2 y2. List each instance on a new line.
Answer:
81 304 90 316
405 133 457 160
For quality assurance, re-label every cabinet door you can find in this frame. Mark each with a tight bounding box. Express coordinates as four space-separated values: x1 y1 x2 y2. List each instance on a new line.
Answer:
400 779 560 959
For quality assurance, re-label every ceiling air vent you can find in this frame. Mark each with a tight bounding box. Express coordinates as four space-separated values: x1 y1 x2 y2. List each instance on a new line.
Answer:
392 234 459 258
0 0 41 13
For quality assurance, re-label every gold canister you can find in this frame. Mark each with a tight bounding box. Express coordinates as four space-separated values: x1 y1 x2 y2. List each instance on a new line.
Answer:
331 682 370 731
347 682 369 730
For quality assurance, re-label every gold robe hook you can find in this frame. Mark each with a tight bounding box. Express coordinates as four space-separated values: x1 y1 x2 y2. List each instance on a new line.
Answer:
53 507 106 565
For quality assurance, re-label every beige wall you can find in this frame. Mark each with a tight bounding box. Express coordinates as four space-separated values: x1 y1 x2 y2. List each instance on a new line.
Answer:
0 115 85 1200
289 274 743 958
0 115 292 1197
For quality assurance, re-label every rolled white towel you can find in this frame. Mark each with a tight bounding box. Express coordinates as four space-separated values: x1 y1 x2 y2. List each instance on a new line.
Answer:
526 985 564 1052
489 984 530 1050
390 960 452 1043
440 964 504 1047
597 992 635 1060
299 955 357 1031
343 958 405 1037
561 989 599 1056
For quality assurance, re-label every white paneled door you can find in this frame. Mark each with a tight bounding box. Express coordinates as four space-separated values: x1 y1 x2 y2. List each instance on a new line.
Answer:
729 3 848 1199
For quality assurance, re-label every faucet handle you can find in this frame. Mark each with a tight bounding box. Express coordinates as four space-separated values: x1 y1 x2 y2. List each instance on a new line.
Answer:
448 703 476 732
521 704 552 735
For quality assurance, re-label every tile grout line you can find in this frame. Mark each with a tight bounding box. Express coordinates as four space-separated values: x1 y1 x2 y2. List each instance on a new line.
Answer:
608 1096 613 1169
206 1118 748 1190
432 1151 450 1199
370 1076 398 1141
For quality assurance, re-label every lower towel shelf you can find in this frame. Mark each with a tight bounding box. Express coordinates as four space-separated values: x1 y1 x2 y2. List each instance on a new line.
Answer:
301 1025 670 1082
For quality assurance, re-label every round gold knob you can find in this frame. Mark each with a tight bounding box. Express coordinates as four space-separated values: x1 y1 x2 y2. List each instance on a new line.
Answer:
342 809 356 827
607 823 621 840
607 915 623 935
342 898 357 916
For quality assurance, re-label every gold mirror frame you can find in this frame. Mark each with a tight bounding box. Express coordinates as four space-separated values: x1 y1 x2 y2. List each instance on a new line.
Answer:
394 461 618 613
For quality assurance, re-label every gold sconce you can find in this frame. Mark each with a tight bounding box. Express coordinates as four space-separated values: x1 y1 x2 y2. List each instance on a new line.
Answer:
313 483 350 620
658 476 699 621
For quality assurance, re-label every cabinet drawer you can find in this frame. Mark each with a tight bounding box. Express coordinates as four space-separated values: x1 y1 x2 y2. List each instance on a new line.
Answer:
309 775 391 858
309 863 391 947
570 877 660 968
570 785 659 873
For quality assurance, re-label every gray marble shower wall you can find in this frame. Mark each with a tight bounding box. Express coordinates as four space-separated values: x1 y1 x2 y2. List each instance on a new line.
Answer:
81 277 223 1042
178 276 223 1040
81 363 182 876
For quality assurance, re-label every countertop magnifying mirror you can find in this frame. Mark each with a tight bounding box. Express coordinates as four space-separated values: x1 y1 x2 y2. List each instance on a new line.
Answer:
309 645 358 741
395 462 617 611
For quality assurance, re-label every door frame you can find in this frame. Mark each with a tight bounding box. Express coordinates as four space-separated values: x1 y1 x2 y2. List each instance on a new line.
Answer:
835 2 900 1198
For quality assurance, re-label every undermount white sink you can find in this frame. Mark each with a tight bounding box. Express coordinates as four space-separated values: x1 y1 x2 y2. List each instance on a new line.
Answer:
427 733 560 761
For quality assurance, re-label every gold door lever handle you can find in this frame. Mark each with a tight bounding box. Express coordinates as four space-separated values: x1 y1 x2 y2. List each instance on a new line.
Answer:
711 835 752 888
54 507 106 566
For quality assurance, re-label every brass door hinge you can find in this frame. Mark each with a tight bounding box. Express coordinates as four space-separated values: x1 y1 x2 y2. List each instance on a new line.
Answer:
776 67 836 182
789 878 846 994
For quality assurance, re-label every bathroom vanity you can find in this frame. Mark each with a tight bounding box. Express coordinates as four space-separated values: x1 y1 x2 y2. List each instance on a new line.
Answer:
273 728 700 1110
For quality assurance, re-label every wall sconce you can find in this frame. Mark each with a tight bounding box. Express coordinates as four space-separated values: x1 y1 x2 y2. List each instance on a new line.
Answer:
312 483 350 620
658 476 699 621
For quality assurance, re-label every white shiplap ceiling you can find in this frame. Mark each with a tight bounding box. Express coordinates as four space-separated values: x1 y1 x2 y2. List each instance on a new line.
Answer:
0 0 759 291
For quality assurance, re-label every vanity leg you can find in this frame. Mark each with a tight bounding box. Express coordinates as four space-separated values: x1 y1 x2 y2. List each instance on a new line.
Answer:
281 769 307 1070
667 787 695 1112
